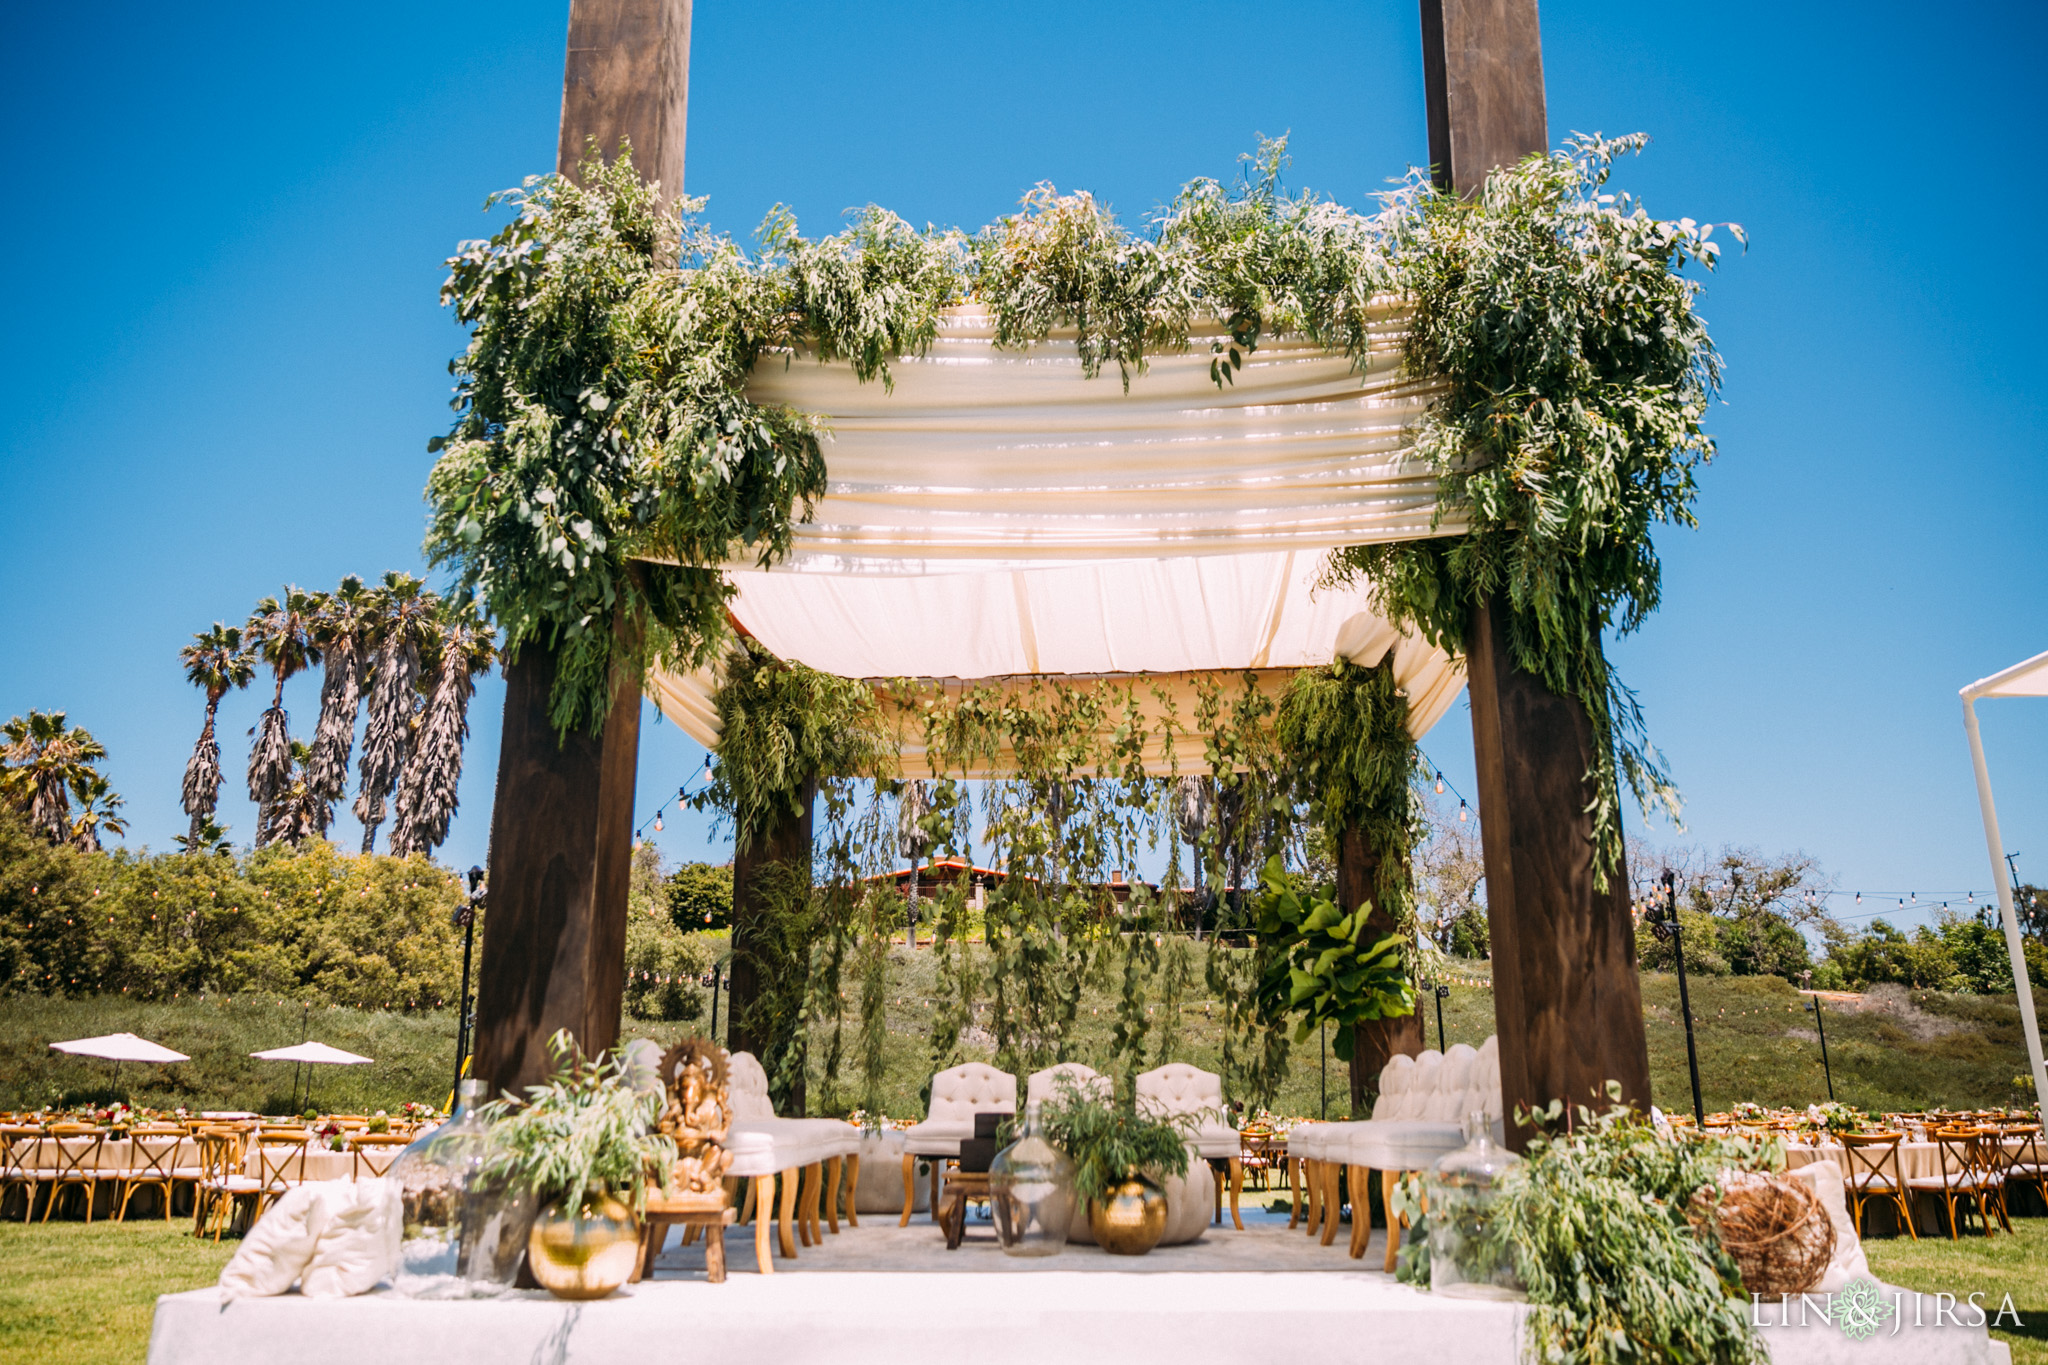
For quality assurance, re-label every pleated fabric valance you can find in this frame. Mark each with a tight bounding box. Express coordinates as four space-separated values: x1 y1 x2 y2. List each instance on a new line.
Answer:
647 302 1465 770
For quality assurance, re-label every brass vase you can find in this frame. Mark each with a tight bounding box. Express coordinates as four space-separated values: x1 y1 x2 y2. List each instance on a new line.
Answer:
527 1195 640 1300
1088 1172 1167 1255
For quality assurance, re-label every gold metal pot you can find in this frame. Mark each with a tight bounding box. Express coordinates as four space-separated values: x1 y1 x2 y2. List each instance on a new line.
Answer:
1088 1172 1167 1255
527 1195 640 1300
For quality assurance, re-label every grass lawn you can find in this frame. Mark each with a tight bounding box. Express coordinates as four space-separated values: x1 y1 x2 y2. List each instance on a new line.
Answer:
0 1220 232 1365
1863 1220 2048 1365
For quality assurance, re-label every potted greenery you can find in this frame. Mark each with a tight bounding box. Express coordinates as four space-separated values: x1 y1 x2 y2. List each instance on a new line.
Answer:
1036 1078 1194 1256
477 1030 675 1300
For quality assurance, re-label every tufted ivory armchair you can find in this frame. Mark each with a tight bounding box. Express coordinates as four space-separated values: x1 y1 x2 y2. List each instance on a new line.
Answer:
899 1062 1017 1225
1026 1061 1111 1108
719 1051 863 1267
1134 1063 1245 1229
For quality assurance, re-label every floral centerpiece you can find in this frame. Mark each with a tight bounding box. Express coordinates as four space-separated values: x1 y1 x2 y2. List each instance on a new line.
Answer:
1033 1077 1195 1256
1802 1102 1866 1137
475 1031 675 1300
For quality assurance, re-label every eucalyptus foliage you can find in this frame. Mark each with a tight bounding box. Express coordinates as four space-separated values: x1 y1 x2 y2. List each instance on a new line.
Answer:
477 1029 675 1216
1034 1074 1195 1207
1329 135 1734 881
1489 1101 1777 1365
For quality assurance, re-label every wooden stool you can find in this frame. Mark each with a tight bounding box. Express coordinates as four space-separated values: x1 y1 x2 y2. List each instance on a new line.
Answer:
634 1193 736 1284
934 1170 991 1250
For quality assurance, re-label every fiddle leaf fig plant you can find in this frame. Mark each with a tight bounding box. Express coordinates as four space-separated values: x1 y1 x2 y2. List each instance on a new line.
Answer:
1251 855 1415 1060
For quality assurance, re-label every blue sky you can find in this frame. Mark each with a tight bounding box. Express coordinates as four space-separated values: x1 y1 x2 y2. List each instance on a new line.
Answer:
2 1 2042 931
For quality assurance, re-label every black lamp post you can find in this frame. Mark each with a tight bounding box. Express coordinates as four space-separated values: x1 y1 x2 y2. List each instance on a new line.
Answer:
1800 970 1835 1101
452 865 484 1097
1432 980 1450 1051
1650 869 1705 1127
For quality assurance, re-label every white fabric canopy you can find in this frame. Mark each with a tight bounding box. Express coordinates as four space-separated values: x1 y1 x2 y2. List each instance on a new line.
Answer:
250 1041 373 1066
648 303 1466 770
1959 650 2048 1129
49 1032 188 1063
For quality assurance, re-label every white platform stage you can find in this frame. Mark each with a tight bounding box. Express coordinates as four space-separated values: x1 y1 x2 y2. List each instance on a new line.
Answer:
147 1221 2009 1365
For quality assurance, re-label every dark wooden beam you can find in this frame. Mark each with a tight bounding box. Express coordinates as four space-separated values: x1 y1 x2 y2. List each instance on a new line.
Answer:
1467 603 1650 1142
471 1 692 1096
727 781 815 1110
1419 0 1548 194
1419 0 1653 1144
470 639 642 1094
557 0 691 203
1340 820 1423 1118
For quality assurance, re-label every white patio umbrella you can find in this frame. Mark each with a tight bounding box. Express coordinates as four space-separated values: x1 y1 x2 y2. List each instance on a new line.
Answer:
250 1040 373 1114
1960 648 2048 1127
48 1032 190 1094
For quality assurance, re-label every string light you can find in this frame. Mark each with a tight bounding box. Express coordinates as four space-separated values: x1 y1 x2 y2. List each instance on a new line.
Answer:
1458 800 1469 823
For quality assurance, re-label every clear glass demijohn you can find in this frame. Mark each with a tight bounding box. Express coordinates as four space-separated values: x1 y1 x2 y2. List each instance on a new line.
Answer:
989 1100 1076 1257
1424 1110 1526 1301
391 1078 536 1298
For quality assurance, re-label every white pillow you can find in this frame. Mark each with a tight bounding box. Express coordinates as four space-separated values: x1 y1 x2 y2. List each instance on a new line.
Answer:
219 1183 329 1300
1783 1160 1870 1292
301 1179 401 1299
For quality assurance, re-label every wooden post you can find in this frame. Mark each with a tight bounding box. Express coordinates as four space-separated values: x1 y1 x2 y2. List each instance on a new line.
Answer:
1339 806 1423 1117
726 780 815 1109
469 0 691 1097
1421 0 1653 1144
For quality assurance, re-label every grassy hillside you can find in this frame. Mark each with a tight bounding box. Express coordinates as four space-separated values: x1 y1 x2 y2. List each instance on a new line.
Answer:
1 956 2037 1117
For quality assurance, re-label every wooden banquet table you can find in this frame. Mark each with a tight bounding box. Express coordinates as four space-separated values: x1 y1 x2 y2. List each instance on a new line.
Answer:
1783 1133 2038 1185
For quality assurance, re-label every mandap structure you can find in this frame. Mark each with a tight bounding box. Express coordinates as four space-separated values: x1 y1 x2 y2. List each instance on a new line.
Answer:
453 0 1726 1146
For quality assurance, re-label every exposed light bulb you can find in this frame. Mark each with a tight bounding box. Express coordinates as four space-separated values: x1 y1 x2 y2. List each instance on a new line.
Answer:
1458 800 1468 823
1855 892 1862 904
653 815 664 832
1435 775 1445 794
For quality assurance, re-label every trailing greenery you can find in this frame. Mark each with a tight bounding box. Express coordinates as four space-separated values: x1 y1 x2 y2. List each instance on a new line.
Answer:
1273 656 1420 922
427 136 1728 830
1249 855 1415 1062
698 640 888 850
477 1029 676 1216
1487 1100 1778 1365
425 153 828 737
1034 1074 1194 1207
1329 135 1734 881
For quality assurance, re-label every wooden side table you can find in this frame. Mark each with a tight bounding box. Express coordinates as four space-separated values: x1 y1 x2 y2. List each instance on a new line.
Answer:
634 1192 737 1283
934 1170 990 1250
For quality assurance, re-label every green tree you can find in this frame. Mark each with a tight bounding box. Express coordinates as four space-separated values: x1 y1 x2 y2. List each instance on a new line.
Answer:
666 861 733 931
178 624 255 848
1 712 112 848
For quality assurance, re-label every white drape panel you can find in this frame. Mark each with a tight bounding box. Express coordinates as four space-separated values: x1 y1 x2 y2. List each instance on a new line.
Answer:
645 303 1467 771
736 304 1454 569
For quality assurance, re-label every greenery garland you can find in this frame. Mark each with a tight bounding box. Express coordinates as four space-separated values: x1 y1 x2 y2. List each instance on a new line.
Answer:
1273 657 1420 918
428 135 1727 812
1327 135 1733 881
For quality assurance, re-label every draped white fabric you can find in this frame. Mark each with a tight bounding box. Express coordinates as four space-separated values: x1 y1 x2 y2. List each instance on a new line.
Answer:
646 303 1466 770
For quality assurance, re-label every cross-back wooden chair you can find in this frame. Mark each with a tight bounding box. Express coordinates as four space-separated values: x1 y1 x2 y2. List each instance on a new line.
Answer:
251 1136 308 1217
192 1129 262 1240
1908 1127 1997 1239
118 1130 188 1221
0 1129 50 1222
40 1127 105 1223
347 1133 409 1181
1838 1132 1918 1240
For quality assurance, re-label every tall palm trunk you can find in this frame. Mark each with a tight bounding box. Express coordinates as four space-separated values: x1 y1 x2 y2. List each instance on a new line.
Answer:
305 637 360 827
180 697 224 847
247 674 294 848
390 652 476 856
355 634 418 854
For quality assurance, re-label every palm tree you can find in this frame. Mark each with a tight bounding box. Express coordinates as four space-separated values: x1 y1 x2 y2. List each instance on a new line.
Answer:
261 741 326 848
0 711 109 844
244 588 321 846
390 600 497 856
178 624 256 850
174 816 234 857
68 771 128 852
353 572 439 853
306 576 375 829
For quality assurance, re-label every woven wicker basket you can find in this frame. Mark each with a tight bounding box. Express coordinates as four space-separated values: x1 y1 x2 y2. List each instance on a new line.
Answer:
1691 1171 1835 1297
